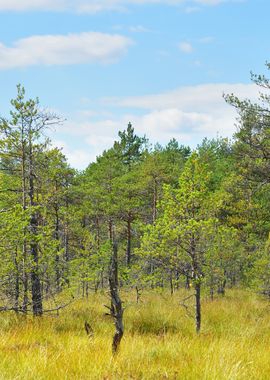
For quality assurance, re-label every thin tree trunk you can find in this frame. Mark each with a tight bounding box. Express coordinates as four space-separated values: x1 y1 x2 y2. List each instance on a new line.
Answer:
108 219 113 242
135 286 141 303
217 279 226 296
21 139 28 313
210 286 214 301
96 216 100 248
54 204 61 292
86 282 89 298
64 220 70 287
82 281 85 298
195 282 201 333
29 147 43 317
210 271 214 300
109 241 124 354
170 271 174 296
126 217 131 266
14 248 20 313
22 250 29 313
152 180 157 223
185 273 191 289
190 232 201 333
30 212 43 316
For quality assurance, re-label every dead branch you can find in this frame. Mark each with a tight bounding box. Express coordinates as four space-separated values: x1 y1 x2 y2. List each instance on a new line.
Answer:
84 321 94 337
179 293 195 319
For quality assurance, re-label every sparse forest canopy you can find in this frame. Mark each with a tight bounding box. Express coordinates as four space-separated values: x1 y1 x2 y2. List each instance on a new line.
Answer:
0 65 269 357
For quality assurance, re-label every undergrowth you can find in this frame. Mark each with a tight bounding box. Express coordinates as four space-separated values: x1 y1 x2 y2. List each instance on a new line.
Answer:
0 289 269 379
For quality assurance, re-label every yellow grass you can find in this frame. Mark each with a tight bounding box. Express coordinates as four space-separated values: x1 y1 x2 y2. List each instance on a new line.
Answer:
0 289 270 379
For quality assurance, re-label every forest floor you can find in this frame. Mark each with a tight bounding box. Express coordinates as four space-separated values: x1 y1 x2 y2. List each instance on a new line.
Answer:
0 289 269 379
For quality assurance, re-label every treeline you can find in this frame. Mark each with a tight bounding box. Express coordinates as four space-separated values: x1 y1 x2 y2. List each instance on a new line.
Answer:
0 69 269 332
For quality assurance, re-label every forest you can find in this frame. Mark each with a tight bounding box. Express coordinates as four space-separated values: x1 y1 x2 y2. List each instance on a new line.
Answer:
0 67 269 379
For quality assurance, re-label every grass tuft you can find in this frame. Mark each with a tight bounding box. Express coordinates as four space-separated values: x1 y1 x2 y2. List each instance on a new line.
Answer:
0 289 269 379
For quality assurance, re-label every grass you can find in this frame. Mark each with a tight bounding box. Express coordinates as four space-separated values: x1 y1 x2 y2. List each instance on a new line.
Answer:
0 289 270 379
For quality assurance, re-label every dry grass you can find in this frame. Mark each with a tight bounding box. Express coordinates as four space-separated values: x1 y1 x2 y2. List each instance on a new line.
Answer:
0 289 269 379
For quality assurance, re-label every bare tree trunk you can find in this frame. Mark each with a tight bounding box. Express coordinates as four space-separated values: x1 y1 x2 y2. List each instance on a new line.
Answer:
209 271 215 301
152 180 157 223
135 286 141 303
14 248 20 313
22 241 29 313
30 212 43 316
195 282 201 333
217 279 226 296
190 231 201 333
109 241 124 354
126 217 131 266
185 273 191 289
21 139 28 313
210 286 214 301
175 270 180 290
108 219 113 242
170 271 174 296
82 281 85 298
96 216 100 248
63 218 70 287
54 204 61 292
29 148 43 317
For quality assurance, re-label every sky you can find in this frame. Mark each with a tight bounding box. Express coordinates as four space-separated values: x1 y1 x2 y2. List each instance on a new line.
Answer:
0 0 268 169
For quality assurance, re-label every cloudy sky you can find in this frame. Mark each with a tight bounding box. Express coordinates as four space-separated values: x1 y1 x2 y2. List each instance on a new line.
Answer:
0 0 268 168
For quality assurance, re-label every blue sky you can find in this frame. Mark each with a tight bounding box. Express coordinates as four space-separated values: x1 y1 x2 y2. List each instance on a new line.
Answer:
0 0 268 168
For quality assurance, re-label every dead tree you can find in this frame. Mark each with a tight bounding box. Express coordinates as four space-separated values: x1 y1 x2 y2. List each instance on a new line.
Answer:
135 286 142 303
109 241 124 354
84 321 94 337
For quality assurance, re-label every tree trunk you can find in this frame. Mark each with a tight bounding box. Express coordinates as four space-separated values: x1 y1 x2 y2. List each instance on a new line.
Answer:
108 219 113 242
54 204 61 292
195 282 201 333
30 212 43 316
14 248 20 313
185 273 191 289
217 279 226 296
109 241 124 354
96 216 100 248
209 271 215 300
152 180 157 223
21 140 28 313
135 286 141 303
190 233 201 333
29 148 43 317
170 271 174 295
210 286 214 301
63 221 70 287
126 217 131 266
22 240 29 313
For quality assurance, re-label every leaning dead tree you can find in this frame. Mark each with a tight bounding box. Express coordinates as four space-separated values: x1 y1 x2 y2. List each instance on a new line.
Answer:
108 240 124 354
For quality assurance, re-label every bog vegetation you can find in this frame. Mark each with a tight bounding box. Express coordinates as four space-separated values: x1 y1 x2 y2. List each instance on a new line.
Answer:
0 66 269 378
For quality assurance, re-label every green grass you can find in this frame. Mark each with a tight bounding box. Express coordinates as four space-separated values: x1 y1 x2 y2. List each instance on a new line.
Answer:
0 289 270 379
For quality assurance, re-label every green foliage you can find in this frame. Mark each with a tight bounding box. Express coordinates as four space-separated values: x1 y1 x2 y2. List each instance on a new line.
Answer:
0 75 269 321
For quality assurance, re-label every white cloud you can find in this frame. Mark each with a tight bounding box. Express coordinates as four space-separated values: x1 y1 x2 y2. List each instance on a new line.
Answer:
0 32 132 69
0 0 244 12
178 41 193 53
53 120 120 167
55 83 259 169
0 0 62 11
102 83 258 112
130 108 219 142
52 140 95 169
